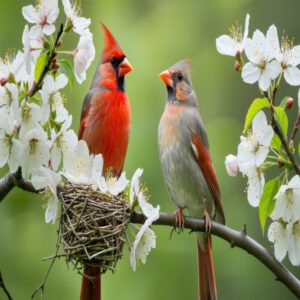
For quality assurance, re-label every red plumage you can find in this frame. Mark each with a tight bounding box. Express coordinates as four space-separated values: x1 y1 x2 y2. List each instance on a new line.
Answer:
78 23 132 300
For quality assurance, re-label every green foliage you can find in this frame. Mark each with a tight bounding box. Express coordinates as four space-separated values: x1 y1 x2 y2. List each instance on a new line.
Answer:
59 59 75 87
243 98 270 133
274 106 289 137
270 134 282 150
259 178 281 233
34 53 48 82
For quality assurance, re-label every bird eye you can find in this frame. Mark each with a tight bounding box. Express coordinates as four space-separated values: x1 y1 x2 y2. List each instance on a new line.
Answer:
110 57 118 65
177 73 183 80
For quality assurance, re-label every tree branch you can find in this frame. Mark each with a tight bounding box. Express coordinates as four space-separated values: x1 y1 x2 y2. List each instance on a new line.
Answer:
290 111 300 146
28 23 64 97
130 211 300 298
264 91 300 175
0 270 13 300
0 170 37 202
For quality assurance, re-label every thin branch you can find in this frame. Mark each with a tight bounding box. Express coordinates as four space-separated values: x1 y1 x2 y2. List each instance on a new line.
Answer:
130 211 300 298
264 91 300 175
31 226 61 300
0 270 13 300
290 111 300 146
28 23 64 97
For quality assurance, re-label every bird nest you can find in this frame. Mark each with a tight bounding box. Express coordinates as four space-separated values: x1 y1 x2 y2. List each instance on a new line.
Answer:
59 184 131 274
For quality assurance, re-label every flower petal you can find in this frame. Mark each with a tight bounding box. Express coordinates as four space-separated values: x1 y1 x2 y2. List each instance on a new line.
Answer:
22 5 39 23
109 172 129 196
130 168 144 205
284 66 300 86
242 62 260 84
216 35 237 56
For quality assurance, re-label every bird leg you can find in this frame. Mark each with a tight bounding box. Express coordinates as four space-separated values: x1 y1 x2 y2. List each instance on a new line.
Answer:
203 210 211 238
174 208 185 232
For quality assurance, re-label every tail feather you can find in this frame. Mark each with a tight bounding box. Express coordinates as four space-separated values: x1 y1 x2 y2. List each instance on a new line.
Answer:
80 265 101 300
197 237 217 300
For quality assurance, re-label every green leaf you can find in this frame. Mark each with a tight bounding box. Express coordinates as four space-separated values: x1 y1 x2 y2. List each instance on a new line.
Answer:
274 106 289 137
270 134 282 150
59 59 75 87
34 53 48 82
244 98 270 133
259 178 281 234
298 142 300 157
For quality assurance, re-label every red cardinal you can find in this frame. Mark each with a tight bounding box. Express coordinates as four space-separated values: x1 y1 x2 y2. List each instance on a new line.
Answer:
78 23 132 300
158 60 225 300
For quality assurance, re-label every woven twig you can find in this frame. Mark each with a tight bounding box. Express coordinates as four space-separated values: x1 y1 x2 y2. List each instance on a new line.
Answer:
59 184 131 274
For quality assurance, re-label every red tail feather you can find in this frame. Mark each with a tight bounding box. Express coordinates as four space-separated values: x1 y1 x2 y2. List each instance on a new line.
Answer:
80 266 101 300
197 238 217 300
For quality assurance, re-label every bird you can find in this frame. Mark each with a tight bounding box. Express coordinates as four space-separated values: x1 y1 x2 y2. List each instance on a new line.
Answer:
158 60 225 300
78 23 133 300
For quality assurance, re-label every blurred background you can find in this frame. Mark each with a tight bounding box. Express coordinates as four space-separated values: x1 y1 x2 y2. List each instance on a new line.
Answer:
0 0 300 299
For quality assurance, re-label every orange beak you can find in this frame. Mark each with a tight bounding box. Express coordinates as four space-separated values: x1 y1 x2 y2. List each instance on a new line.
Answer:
159 69 173 87
119 58 133 77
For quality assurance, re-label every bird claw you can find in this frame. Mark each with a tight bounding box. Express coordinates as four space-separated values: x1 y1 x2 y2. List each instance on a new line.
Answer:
174 208 185 233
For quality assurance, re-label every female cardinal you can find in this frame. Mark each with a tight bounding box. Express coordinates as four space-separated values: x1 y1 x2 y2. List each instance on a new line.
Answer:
158 60 225 300
78 23 133 300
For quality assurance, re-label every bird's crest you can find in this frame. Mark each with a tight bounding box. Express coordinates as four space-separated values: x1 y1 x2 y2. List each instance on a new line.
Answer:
100 22 125 62
170 59 192 75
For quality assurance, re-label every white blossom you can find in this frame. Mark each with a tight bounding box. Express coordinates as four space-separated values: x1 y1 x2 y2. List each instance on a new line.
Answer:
50 116 77 170
216 14 250 56
246 166 265 207
0 51 25 85
20 126 51 179
19 101 44 136
22 25 43 74
287 221 300 266
32 166 62 224
73 35 95 84
92 166 130 196
225 154 239 177
242 25 281 91
272 175 300 222
22 0 59 39
0 83 19 115
62 0 91 36
130 192 160 271
237 112 273 206
0 97 22 173
273 36 300 86
268 220 288 262
41 74 68 123
130 168 144 206
237 111 273 173
62 140 93 184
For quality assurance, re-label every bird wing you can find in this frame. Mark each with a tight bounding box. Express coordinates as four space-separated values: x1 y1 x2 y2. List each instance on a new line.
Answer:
78 88 107 140
191 132 225 224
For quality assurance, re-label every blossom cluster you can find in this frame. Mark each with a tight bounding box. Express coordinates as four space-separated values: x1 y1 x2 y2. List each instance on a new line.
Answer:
217 15 300 266
0 0 158 271
216 14 300 90
0 0 95 222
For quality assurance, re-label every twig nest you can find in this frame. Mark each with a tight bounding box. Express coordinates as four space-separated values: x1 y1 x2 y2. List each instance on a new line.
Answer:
59 184 131 273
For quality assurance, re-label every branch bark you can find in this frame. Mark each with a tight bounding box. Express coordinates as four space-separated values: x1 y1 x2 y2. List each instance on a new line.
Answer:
130 211 300 298
0 170 37 202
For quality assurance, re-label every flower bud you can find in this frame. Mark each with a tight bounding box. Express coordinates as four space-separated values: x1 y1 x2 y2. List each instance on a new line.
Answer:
225 154 239 177
285 97 294 110
234 61 241 72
